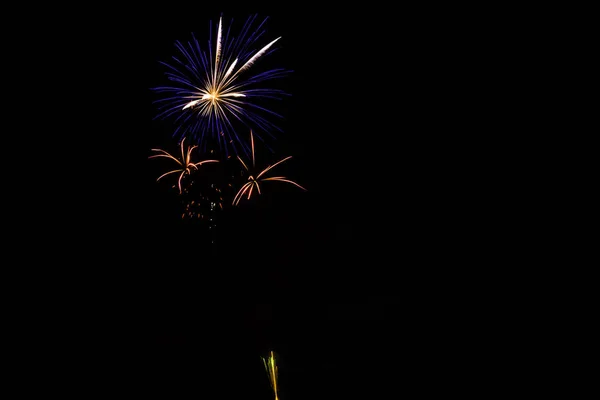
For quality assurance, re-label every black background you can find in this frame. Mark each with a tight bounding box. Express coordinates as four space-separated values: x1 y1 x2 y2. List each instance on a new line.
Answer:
19 3 519 398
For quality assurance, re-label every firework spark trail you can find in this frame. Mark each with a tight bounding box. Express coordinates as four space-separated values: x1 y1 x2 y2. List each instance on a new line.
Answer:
262 350 279 400
152 14 290 157
232 131 306 205
149 138 218 193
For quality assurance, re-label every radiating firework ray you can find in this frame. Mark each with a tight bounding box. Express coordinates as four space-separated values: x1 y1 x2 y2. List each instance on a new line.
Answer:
152 14 290 156
262 350 280 400
232 131 306 205
149 138 218 194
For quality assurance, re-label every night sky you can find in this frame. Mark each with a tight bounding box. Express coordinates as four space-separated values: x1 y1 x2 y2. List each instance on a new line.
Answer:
30 3 505 398
138 8 406 398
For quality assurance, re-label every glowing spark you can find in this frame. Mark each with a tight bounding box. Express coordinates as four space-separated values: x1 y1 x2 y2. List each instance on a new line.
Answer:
233 131 306 205
149 137 218 194
236 37 281 76
262 350 280 400
152 14 290 155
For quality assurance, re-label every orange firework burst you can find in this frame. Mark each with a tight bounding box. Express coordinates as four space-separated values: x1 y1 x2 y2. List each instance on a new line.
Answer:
149 138 218 193
233 131 306 205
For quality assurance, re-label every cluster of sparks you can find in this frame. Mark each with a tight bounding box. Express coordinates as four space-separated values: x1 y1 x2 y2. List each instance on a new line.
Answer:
149 138 218 193
262 350 280 400
233 131 306 205
180 190 223 219
153 14 289 156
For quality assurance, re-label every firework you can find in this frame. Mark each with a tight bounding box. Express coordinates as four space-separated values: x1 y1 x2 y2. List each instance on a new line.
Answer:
149 138 218 193
262 350 280 400
232 131 306 205
180 184 224 219
152 14 290 156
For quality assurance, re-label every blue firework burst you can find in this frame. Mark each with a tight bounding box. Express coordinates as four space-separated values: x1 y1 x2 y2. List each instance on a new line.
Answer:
152 14 291 156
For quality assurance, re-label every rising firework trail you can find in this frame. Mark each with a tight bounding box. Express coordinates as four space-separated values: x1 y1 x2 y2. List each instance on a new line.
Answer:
233 131 306 205
152 14 290 156
149 138 218 193
262 350 280 400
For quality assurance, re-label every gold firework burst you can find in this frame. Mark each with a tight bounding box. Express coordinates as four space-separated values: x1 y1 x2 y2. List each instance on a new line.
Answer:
233 131 306 205
149 138 218 193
